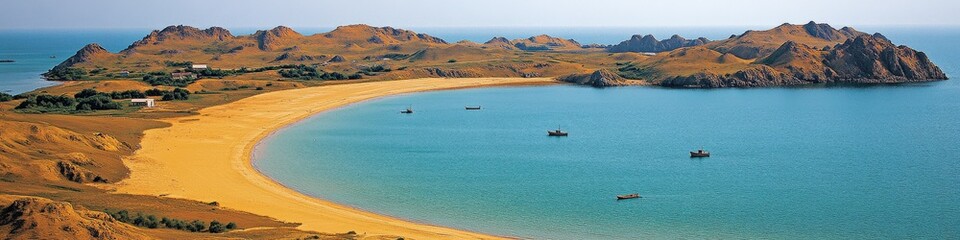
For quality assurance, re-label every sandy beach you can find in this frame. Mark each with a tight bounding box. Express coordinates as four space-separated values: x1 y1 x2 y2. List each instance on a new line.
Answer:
115 78 557 239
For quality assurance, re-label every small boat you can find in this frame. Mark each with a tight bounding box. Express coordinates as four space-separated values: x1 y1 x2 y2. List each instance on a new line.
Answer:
690 148 710 158
465 106 481 110
0 60 14 63
617 193 640 200
400 106 414 114
547 126 568 136
49 55 56 58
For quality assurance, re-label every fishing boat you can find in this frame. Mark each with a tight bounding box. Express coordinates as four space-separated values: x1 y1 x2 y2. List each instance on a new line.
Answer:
547 126 568 136
0 60 14 63
690 148 710 157
49 55 56 58
617 193 640 200
400 106 413 114
465 106 481 110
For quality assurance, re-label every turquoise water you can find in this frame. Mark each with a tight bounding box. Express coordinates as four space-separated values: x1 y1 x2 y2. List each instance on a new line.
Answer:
0 30 145 94
254 29 960 239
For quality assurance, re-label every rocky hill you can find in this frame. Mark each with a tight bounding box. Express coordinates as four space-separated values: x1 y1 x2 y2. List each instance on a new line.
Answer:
0 196 150 240
608 34 709 53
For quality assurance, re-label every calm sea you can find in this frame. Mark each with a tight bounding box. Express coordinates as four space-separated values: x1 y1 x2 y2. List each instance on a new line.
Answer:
2 27 958 239
253 28 960 239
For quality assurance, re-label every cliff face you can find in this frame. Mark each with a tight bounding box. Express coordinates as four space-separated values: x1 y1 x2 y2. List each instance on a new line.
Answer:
558 69 640 87
608 34 709 53
658 34 946 88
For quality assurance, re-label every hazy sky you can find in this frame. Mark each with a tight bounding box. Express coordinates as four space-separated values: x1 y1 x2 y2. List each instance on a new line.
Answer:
2 0 958 29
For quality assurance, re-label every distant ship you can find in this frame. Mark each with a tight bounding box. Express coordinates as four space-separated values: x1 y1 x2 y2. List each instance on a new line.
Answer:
690 148 710 157
49 55 56 58
0 59 14 63
465 106 481 110
400 106 413 114
547 126 568 136
617 193 640 200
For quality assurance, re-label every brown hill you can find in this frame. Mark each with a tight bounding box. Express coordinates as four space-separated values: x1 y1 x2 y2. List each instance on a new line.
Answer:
0 195 151 240
510 35 582 51
608 34 709 53
322 24 447 46
706 21 867 59
252 26 302 51
558 69 642 87
123 25 234 53
51 44 112 72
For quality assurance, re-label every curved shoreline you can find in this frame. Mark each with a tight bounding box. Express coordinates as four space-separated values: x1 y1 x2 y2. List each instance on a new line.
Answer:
115 78 557 239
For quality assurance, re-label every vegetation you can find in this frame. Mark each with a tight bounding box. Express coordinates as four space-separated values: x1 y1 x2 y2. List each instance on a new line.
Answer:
0 92 12 102
278 64 350 80
104 209 237 233
145 88 190 101
15 94 75 112
44 67 88 80
75 95 123 110
164 61 193 68
75 88 146 100
143 72 195 87
447 59 457 63
358 64 391 76
616 62 660 79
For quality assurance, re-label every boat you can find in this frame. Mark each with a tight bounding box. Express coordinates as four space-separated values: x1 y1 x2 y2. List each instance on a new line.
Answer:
49 55 56 58
465 106 481 110
690 148 710 157
617 193 640 200
0 60 14 63
400 106 413 114
547 126 568 136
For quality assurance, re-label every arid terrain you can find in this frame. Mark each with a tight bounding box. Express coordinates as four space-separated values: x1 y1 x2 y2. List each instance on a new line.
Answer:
0 21 947 239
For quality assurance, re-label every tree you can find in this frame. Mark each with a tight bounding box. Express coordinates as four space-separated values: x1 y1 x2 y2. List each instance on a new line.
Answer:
0 92 12 102
76 95 122 110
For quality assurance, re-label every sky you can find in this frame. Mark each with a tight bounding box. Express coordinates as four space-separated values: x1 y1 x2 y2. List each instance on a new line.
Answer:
1 0 958 29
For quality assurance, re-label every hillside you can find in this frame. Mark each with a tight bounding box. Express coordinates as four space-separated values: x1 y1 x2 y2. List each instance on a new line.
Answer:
48 22 946 88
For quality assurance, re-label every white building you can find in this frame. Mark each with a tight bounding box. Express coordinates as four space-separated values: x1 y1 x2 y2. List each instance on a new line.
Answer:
191 64 208 70
130 98 155 108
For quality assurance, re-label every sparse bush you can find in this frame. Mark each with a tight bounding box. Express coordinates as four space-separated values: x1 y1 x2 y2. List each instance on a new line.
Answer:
43 67 88 80
0 92 13 102
447 59 457 63
15 94 75 111
76 95 122 110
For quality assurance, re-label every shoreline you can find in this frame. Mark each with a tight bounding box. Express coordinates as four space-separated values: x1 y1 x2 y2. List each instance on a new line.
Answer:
115 78 558 239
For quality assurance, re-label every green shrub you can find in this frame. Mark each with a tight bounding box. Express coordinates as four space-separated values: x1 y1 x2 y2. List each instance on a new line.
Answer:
43 67 88 80
0 92 12 102
76 95 122 110
15 94 75 111
161 88 190 101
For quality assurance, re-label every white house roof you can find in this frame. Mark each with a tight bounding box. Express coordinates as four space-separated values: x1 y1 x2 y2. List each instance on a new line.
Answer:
131 98 154 103
191 64 208 69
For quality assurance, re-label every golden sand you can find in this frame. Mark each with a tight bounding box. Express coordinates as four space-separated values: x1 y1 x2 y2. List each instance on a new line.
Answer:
115 78 557 239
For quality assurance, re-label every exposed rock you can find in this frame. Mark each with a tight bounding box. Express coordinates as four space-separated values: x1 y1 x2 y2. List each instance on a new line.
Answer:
483 37 516 50
122 25 234 52
324 24 447 45
659 65 802 88
328 55 346 63
608 34 708 53
558 69 637 87
254 26 303 51
274 52 319 62
824 35 946 81
420 68 480 78
509 35 582 51
803 21 842 41
0 196 151 240
56 161 107 183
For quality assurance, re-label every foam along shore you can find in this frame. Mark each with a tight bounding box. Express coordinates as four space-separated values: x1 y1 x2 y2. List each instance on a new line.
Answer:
115 78 557 239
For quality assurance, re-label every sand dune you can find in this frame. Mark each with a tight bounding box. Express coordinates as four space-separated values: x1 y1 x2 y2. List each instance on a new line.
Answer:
115 78 557 239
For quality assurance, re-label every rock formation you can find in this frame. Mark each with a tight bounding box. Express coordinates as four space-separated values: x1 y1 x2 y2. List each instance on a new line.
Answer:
52 44 110 71
0 196 150 240
608 34 709 53
558 69 638 87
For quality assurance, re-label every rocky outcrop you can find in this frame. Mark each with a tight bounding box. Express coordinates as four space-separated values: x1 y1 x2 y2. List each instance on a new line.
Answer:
608 34 709 53
0 196 150 240
51 44 111 71
273 52 323 62
122 25 234 52
483 37 515 50
659 34 946 88
324 24 447 45
558 69 637 87
824 35 946 81
512 35 582 51
254 26 302 51
328 55 346 62
419 68 481 78
56 161 107 183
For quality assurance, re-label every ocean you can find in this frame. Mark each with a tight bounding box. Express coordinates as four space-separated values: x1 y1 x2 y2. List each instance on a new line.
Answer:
2 26 958 239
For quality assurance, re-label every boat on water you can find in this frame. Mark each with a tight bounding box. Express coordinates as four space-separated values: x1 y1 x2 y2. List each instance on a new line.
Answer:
49 55 56 58
400 106 413 114
547 126 568 136
0 60 14 63
465 106 481 110
617 193 640 200
690 148 710 157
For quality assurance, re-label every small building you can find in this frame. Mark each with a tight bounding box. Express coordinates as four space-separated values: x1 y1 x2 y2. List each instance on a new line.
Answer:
119 71 130 77
191 64 208 70
171 72 197 80
130 98 155 108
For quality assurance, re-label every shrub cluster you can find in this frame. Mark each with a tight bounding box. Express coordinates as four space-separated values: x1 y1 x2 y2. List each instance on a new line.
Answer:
76 95 122 110
43 67 88 80
105 209 236 233
145 88 190 101
143 73 195 87
0 92 12 102
14 94 75 111
278 64 351 80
